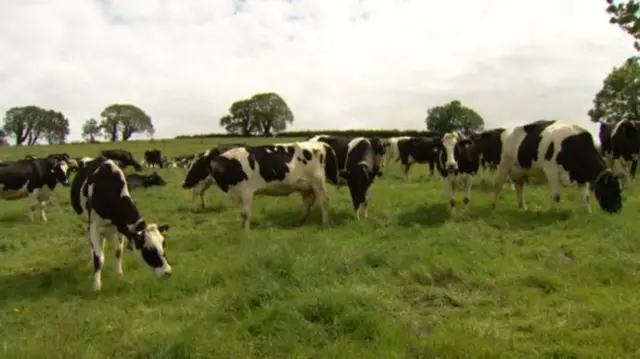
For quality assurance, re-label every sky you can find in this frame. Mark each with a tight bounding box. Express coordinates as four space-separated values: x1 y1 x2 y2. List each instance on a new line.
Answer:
0 0 636 142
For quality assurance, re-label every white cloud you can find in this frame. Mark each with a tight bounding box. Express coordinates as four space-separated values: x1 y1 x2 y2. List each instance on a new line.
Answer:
0 0 635 141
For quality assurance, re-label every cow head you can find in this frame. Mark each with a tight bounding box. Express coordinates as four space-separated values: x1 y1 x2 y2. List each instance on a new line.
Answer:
593 169 623 214
182 157 210 189
45 158 70 186
144 172 167 187
441 132 462 172
125 222 172 277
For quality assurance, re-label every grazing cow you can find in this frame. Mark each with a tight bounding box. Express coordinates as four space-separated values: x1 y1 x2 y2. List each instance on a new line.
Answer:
183 142 338 230
492 120 623 214
143 149 163 168
599 119 640 185
180 143 249 209
70 156 172 291
307 135 381 219
0 157 70 221
436 132 481 211
126 172 167 191
100 149 143 171
395 136 442 180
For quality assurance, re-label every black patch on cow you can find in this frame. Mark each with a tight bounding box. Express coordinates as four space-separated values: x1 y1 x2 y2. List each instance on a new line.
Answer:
101 149 142 171
144 149 163 167
302 149 312 161
470 128 505 168
0 158 69 195
181 143 246 189
397 137 441 176
544 142 554 161
126 172 167 190
210 156 249 193
71 156 109 215
435 139 480 177
322 145 340 185
517 120 556 169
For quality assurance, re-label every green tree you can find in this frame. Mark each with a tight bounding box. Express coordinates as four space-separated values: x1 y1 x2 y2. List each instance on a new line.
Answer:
219 92 294 136
2 106 70 145
588 56 640 123
249 92 294 136
424 100 485 134
99 104 154 142
607 0 640 50
82 118 102 143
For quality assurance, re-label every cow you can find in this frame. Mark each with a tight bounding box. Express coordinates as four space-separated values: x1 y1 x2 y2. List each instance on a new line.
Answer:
180 143 250 209
492 120 623 214
100 149 143 171
307 135 381 219
143 149 163 168
70 156 172 291
183 142 339 230
0 157 70 221
126 172 167 191
394 136 441 180
76 157 94 170
431 131 481 212
599 119 640 186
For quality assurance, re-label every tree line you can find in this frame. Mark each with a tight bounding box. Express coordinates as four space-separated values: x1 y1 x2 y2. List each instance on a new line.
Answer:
2 3 637 146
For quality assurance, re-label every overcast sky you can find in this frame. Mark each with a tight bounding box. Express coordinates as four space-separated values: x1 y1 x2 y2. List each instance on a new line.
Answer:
0 0 635 141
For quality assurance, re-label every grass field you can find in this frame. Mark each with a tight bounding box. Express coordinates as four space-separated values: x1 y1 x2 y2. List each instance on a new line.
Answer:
1 137 640 359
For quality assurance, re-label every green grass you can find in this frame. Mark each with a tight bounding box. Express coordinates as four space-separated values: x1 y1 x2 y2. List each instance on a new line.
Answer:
1 137 640 359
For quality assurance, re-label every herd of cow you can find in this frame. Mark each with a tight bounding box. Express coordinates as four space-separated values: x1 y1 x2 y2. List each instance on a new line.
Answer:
0 118 635 291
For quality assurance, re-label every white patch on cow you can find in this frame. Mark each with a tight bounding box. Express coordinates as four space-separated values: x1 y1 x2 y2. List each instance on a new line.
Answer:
492 121 594 212
441 132 460 171
219 141 330 230
383 136 411 166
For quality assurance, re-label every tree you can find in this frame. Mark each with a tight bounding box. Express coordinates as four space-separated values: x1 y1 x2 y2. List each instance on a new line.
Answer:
82 118 102 143
249 92 294 136
99 104 154 142
424 100 485 134
2 106 70 145
588 56 640 123
606 0 640 50
219 92 294 136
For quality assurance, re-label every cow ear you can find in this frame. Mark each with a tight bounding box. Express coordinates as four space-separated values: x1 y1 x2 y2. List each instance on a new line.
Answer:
158 224 170 233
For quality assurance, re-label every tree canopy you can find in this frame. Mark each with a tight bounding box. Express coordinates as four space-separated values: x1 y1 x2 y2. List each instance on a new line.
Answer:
588 56 640 123
220 92 294 136
424 100 485 134
1 106 70 145
100 104 155 142
607 0 640 50
82 118 102 143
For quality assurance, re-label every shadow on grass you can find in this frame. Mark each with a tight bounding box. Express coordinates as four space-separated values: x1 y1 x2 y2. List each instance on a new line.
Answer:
0 261 130 304
0 211 28 224
255 207 354 229
397 202 449 228
176 203 228 214
483 207 572 230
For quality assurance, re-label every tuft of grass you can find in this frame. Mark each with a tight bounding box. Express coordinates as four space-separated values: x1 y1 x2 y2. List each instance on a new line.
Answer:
0 137 639 358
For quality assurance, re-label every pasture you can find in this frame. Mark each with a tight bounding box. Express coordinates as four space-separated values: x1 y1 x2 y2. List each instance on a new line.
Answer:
1 137 640 358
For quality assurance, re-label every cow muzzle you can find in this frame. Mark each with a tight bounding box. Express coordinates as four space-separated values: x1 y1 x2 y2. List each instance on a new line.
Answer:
155 266 172 277
446 162 458 172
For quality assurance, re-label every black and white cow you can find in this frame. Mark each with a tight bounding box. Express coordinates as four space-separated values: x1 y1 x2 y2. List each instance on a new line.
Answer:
143 149 163 168
181 143 247 209
492 120 623 214
100 149 143 171
184 142 338 230
435 131 481 212
0 157 70 221
307 135 381 219
126 172 167 191
599 119 640 185
394 136 443 180
70 156 172 291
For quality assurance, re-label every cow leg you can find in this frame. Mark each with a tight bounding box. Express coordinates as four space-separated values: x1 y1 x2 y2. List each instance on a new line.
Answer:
27 190 40 222
402 162 412 180
513 179 527 210
428 160 435 177
578 183 592 214
238 192 254 231
491 159 513 209
612 159 630 187
461 173 473 210
299 191 316 225
312 181 330 226
543 168 562 211
444 175 457 214
89 222 106 291
630 159 638 180
39 200 48 222
110 230 125 278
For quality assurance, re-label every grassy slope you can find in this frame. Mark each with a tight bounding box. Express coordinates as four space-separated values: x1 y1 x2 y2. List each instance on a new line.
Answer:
1 137 639 359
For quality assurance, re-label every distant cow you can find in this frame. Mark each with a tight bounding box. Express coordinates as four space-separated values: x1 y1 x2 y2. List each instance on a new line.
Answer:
394 136 442 180
0 157 70 221
435 132 481 211
100 149 142 171
492 120 623 214
143 149 163 168
70 156 172 291
599 119 640 185
126 172 167 191
184 142 338 230
181 143 247 209
307 135 382 219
